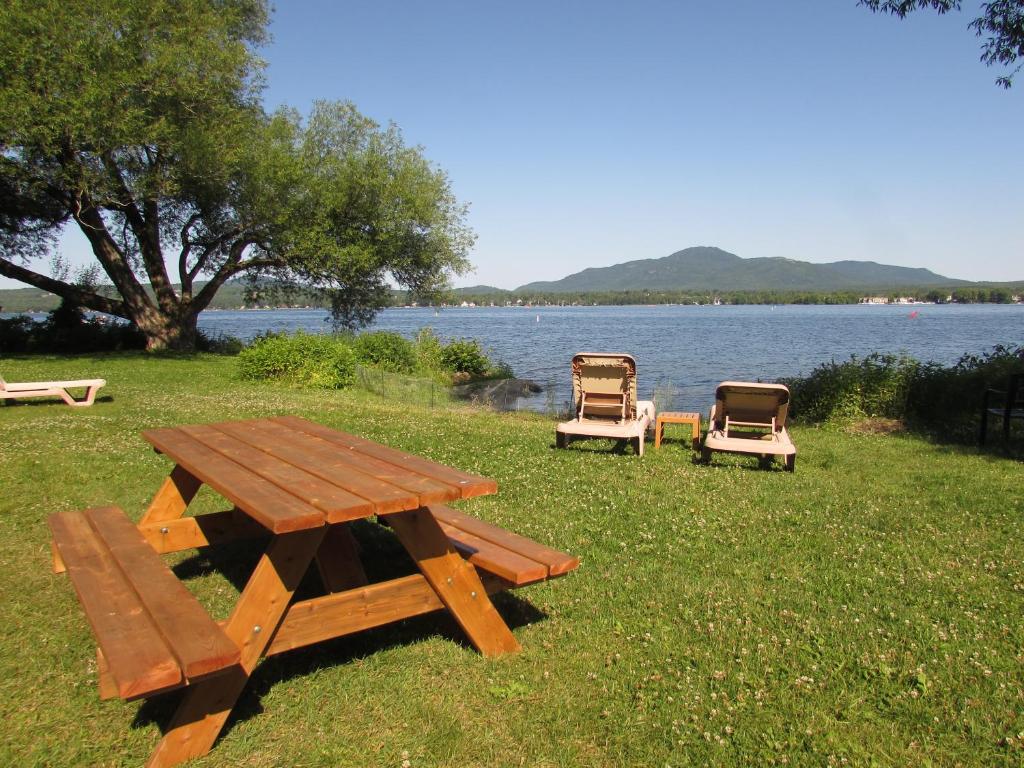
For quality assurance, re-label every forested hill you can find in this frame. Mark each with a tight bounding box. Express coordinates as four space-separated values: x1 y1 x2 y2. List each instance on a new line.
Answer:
515 246 969 292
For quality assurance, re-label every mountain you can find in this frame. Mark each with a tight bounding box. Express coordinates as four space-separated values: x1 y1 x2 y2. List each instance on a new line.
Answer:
453 285 509 295
515 246 970 293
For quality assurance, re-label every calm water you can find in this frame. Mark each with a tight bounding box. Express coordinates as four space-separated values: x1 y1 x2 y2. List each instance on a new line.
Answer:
197 304 1023 412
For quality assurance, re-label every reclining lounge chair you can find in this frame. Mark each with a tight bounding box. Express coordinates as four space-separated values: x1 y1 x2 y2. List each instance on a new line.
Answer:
0 375 106 407
701 381 796 471
555 353 655 456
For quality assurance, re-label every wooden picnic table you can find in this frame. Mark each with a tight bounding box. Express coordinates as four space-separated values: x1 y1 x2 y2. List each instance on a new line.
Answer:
49 415 578 768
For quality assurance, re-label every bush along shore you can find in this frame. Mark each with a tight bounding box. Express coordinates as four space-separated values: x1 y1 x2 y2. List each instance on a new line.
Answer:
782 344 1024 445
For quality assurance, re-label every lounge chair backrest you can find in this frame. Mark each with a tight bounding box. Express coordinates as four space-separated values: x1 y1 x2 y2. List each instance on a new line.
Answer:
714 381 790 431
571 353 637 421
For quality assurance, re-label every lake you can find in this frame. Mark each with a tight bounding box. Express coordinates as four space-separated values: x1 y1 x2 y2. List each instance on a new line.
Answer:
197 303 1024 412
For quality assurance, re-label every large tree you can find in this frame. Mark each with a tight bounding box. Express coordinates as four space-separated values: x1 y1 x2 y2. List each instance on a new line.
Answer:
0 0 473 349
859 1 1024 87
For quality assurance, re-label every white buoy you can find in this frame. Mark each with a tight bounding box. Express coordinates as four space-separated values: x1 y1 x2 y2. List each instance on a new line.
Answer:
536 314 540 322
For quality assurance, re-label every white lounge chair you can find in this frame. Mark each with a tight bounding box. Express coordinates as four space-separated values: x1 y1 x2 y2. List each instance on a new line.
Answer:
555 353 655 456
701 381 796 471
0 375 106 407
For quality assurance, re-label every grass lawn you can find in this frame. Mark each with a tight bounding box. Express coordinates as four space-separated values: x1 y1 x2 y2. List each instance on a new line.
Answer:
1 353 1022 767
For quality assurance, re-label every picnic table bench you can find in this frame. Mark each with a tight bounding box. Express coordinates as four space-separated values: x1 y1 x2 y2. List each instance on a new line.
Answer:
49 416 578 767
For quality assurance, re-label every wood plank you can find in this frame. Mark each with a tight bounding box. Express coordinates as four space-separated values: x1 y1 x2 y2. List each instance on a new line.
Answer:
212 420 421 515
430 505 580 576
265 572 514 656
315 523 369 593
138 510 269 554
272 415 498 499
179 423 375 520
236 419 461 505
96 647 118 701
141 465 202 525
387 507 520 656
51 538 65 574
438 521 548 586
146 527 325 768
84 506 241 680
268 574 440 653
49 510 183 699
143 427 325 533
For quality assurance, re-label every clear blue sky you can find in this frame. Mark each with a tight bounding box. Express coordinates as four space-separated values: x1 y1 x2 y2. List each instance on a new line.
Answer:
11 0 1022 290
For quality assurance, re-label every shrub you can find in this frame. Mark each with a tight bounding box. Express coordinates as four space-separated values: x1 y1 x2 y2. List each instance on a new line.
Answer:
784 353 919 423
412 327 446 375
351 331 416 373
195 331 244 355
908 344 1024 426
440 338 490 376
237 332 356 388
0 308 146 354
784 344 1024 439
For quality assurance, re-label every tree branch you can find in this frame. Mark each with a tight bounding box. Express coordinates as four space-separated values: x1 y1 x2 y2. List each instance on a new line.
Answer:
0 257 128 317
185 226 244 282
71 193 156 318
177 212 204 289
100 152 176 310
190 239 285 314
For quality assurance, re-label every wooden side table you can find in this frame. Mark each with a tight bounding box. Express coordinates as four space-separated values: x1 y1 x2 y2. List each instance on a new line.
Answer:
655 411 701 450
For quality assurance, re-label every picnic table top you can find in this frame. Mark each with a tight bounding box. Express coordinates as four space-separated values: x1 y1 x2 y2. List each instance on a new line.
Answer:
142 415 497 533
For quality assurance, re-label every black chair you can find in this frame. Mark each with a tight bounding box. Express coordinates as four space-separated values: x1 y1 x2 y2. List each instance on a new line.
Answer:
980 373 1024 445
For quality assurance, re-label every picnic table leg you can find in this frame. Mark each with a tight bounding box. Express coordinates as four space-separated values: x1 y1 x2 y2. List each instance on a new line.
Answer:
140 465 202 525
387 507 521 657
145 527 326 768
315 523 369 592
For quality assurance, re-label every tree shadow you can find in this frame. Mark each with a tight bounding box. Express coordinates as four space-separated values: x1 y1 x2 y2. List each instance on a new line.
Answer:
871 419 1024 464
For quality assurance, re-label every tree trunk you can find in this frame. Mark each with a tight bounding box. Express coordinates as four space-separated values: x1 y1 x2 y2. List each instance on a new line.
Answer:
131 306 199 351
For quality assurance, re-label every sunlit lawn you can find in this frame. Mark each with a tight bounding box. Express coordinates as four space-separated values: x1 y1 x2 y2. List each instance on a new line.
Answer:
1 353 1022 767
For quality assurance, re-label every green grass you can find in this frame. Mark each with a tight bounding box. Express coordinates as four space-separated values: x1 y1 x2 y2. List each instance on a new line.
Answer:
1 353 1022 767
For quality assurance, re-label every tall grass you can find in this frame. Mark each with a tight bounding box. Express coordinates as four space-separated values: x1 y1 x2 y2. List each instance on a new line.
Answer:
783 344 1024 440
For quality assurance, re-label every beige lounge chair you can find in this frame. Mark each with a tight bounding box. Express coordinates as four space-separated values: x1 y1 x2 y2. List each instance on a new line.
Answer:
555 353 655 456
701 381 796 471
0 375 106 407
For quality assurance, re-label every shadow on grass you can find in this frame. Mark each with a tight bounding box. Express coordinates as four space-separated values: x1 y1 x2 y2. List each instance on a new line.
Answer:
550 437 642 457
137 518 549 742
843 416 1024 464
0 394 115 407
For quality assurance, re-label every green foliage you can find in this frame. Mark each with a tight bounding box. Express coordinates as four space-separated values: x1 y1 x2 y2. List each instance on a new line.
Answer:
785 344 1024 437
237 331 355 388
411 327 447 376
238 328 508 393
0 1 472 349
351 331 417 373
907 344 1024 427
0 311 146 354
783 353 920 423
859 0 1024 88
440 338 491 376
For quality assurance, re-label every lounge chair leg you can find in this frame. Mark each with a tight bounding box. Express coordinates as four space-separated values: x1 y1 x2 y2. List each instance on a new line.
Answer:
556 432 566 449
700 448 712 465
785 455 796 472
